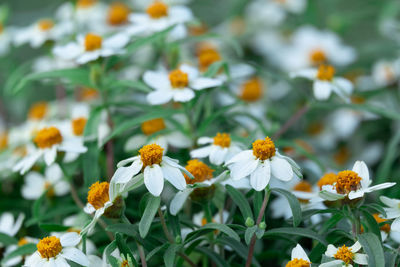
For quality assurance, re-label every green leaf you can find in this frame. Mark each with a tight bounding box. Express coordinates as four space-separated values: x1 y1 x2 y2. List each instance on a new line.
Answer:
0 233 18 246
126 25 175 53
203 61 227 78
200 223 240 241
104 241 119 267
226 185 253 221
376 130 400 184
358 233 385 267
82 141 100 188
195 247 230 267
244 226 257 245
39 224 71 232
116 233 138 267
1 244 36 264
107 223 140 239
139 195 161 238
384 252 397 267
215 236 261 267
164 244 179 267
264 227 328 246
270 188 302 226
32 192 46 223
318 213 344 235
361 210 382 242
4 60 32 95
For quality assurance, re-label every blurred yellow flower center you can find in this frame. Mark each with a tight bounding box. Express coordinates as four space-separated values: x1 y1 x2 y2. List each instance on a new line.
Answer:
146 1 168 19
333 245 354 264
87 181 110 210
77 0 98 8
169 69 189 88
293 181 312 203
139 144 164 167
307 122 324 136
44 181 55 197
184 159 214 184
310 49 326 65
334 146 350 166
80 87 99 101
38 19 54 31
213 133 231 148
0 133 8 150
37 236 62 259
335 170 361 194
18 237 29 246
28 102 48 120
252 137 276 161
108 2 130 26
317 173 337 190
285 258 310 267
351 95 365 104
34 127 63 149
198 47 221 71
373 213 390 233
141 118 166 136
316 65 335 81
121 260 129 267
72 117 87 136
84 33 102 51
0 24 3 34
240 78 263 102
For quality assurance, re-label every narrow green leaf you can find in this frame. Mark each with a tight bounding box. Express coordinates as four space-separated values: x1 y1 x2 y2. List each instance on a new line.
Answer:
361 210 382 242
1 244 36 264
264 227 328 246
226 185 253 221
39 224 70 232
358 233 385 267
139 195 161 238
215 236 261 267
82 142 100 188
271 188 302 226
164 244 179 267
376 130 400 184
200 223 240 241
245 226 257 245
104 241 119 267
0 233 18 246
195 247 230 267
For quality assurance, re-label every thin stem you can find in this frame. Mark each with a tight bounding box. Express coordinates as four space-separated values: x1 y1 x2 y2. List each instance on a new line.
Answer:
273 104 309 140
177 252 197 267
158 207 175 244
245 188 271 267
135 240 147 267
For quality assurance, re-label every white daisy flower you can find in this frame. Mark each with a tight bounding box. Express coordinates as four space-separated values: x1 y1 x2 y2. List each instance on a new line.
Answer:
319 161 395 201
21 164 69 200
290 64 353 101
111 143 191 196
320 241 367 267
190 133 242 165
24 232 89 267
144 64 223 105
53 32 129 64
371 59 400 87
285 244 311 266
13 126 88 175
225 137 300 191
380 196 400 232
0 212 25 238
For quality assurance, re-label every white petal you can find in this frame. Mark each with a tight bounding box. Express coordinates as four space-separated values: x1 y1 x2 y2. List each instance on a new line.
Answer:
250 162 271 191
350 241 362 252
190 145 212 158
161 162 186 190
61 247 89 266
225 150 253 165
45 164 63 182
124 135 147 151
229 158 259 180
103 33 129 49
117 156 139 168
147 90 173 105
172 88 195 102
197 137 213 145
53 257 70 267
313 81 332 100
209 146 227 165
353 253 368 265
191 77 222 90
392 217 400 232
270 157 293 181
169 189 192 215
334 77 353 95
352 160 369 186
44 147 57 166
318 260 344 267
365 182 396 193
76 51 101 64
60 232 81 247
179 64 199 80
291 244 310 262
325 244 338 257
380 196 400 207
143 71 170 91
348 190 365 200
111 161 143 184
290 68 318 79
144 165 164 196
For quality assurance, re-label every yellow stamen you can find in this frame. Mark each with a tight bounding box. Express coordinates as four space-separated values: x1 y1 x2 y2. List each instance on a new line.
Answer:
335 170 361 194
252 137 276 161
139 144 164 167
198 47 221 71
84 33 102 51
34 127 63 149
213 133 231 148
316 65 335 81
239 78 263 102
72 117 87 136
146 1 168 19
18 237 29 247
37 236 62 259
317 173 337 190
285 258 311 267
28 102 48 120
87 181 110 210
169 69 189 88
293 181 312 203
108 2 130 26
0 133 8 150
373 213 390 233
77 0 97 8
141 118 166 136
310 49 326 65
121 260 129 267
184 159 214 184
333 245 354 264
38 19 54 31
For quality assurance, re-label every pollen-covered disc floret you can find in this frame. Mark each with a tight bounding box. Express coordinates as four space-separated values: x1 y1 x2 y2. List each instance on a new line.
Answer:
28 102 48 120
72 117 87 136
310 49 326 65
38 19 54 31
213 133 231 148
34 127 63 149
108 2 130 25
84 33 102 51
139 144 164 167
184 159 214 184
317 173 338 190
37 236 62 259
285 258 311 267
333 245 354 264
252 137 276 161
169 69 189 88
335 170 361 194
146 1 169 19
239 78 263 102
87 181 110 210
141 118 166 136
316 65 335 81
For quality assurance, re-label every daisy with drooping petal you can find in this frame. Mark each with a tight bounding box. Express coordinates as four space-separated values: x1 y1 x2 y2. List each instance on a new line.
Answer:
225 137 300 191
320 241 367 267
24 232 89 267
190 133 242 165
53 32 129 64
319 161 395 201
144 64 223 105
290 64 353 101
21 164 69 200
111 143 191 196
13 126 88 174
285 244 311 267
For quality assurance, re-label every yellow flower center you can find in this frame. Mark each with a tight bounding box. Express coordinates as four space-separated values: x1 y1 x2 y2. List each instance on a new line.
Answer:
84 33 102 51
239 78 263 102
87 181 110 210
293 181 312 203
108 2 130 26
184 159 214 184
141 118 166 136
72 117 87 136
252 137 276 161
80 87 99 101
213 133 231 148
34 127 63 149
38 19 54 32
77 0 97 8
44 181 55 197
28 102 48 120
286 258 311 267
37 236 62 259
310 49 326 65
121 260 129 267
198 47 221 71
146 1 168 19
139 144 164 167
18 237 29 246
333 245 354 264
335 170 362 194
373 213 391 233
169 69 189 88
316 65 335 81
0 133 8 150
317 173 337 190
